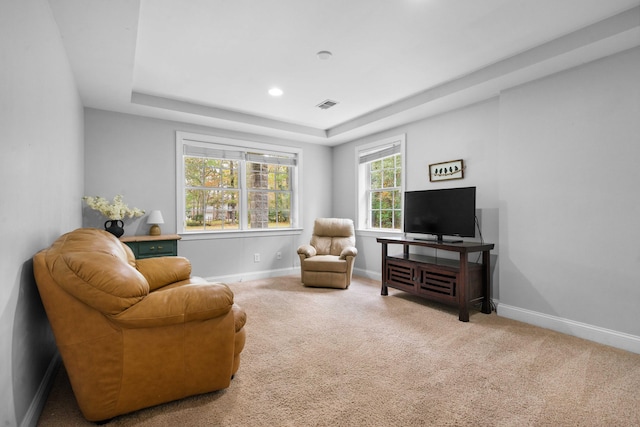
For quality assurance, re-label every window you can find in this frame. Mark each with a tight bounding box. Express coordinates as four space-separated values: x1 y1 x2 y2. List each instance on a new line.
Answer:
356 135 405 231
177 132 300 234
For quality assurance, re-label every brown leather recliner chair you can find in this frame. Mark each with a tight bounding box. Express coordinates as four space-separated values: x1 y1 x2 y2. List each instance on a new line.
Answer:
297 218 358 289
33 228 246 422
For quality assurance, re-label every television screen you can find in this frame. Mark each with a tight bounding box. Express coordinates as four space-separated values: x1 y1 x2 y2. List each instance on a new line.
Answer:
403 187 476 242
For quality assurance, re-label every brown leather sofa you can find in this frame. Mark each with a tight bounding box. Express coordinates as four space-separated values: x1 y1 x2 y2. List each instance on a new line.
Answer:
297 218 358 289
33 228 246 422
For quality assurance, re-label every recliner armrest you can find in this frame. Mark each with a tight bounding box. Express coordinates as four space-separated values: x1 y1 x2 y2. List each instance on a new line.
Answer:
339 246 358 259
297 244 317 258
109 282 234 328
136 256 192 291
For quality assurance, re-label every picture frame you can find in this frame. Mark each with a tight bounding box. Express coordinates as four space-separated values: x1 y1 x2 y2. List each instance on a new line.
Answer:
429 159 464 182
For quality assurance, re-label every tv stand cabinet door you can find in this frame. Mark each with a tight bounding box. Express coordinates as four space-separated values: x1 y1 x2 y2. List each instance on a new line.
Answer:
385 259 417 293
415 264 457 305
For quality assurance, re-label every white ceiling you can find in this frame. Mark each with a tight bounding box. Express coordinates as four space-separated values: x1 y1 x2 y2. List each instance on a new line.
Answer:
50 0 640 145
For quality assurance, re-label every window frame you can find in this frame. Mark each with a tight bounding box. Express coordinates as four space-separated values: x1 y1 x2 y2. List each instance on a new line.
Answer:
176 131 302 239
355 134 406 236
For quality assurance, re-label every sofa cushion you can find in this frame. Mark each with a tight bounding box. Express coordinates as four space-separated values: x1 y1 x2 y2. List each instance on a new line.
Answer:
110 283 234 327
53 251 148 315
135 256 192 291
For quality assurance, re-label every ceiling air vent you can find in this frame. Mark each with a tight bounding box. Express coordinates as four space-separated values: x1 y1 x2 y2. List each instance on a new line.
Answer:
316 99 339 110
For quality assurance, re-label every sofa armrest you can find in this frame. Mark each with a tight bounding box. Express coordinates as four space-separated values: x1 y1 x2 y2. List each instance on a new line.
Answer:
297 244 317 258
136 256 192 291
109 282 234 328
339 246 358 259
231 303 247 332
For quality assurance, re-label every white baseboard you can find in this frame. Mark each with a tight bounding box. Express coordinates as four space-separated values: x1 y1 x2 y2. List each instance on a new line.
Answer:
205 267 299 284
498 303 640 354
210 267 379 284
353 268 381 282
21 352 61 427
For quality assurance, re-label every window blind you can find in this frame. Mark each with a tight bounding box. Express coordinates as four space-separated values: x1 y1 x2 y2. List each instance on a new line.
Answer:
358 143 401 164
184 143 296 166
183 144 244 160
246 152 297 166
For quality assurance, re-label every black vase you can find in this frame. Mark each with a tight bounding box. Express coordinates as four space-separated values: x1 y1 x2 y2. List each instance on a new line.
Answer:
104 220 125 237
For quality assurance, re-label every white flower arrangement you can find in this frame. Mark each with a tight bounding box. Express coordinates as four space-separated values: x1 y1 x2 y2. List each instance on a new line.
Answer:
83 195 145 220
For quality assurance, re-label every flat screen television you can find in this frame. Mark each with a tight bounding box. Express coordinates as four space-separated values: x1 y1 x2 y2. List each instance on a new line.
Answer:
403 187 476 243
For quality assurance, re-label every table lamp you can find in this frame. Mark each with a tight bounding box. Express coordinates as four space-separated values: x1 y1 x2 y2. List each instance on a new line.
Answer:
147 210 164 236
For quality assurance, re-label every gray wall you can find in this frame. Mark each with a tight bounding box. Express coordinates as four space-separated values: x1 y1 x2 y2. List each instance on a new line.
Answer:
0 0 85 426
332 98 500 292
83 109 333 281
498 47 640 341
331 47 640 352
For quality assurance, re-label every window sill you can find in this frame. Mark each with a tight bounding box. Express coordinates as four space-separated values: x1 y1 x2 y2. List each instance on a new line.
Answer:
356 229 404 239
179 228 303 241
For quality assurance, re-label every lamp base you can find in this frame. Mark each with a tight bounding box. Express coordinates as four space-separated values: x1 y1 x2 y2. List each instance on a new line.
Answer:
149 224 161 236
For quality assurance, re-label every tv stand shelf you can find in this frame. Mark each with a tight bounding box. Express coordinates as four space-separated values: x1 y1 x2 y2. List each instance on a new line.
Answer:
377 237 494 322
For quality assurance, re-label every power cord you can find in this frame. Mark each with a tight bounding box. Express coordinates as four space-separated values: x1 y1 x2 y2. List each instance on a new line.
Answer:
475 215 484 243
474 215 484 263
473 299 496 313
473 215 495 313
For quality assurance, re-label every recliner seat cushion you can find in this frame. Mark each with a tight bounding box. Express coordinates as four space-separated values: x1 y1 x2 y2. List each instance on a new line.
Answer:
302 255 347 273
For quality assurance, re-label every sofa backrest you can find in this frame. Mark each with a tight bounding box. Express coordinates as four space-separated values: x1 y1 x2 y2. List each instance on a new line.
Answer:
39 228 149 315
310 218 355 256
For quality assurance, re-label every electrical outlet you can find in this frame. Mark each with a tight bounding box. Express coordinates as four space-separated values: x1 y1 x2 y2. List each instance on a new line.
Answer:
276 251 282 259
254 253 260 263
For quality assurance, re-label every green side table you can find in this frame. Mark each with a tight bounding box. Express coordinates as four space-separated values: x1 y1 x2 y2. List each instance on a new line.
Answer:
120 234 181 259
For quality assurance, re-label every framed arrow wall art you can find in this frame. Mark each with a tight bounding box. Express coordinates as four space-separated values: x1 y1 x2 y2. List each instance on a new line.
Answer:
429 159 464 182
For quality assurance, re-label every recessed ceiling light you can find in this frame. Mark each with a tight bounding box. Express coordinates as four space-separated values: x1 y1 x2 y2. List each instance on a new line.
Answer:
317 50 332 60
268 87 283 97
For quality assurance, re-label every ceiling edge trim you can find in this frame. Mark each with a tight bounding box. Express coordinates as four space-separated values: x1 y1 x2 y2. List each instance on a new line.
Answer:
130 92 328 138
326 5 640 138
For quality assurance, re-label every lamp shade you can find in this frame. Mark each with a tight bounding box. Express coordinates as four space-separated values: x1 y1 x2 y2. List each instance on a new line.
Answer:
147 210 164 225
147 210 164 236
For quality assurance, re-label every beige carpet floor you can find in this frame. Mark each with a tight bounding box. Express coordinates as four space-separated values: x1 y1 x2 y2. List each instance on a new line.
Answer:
38 275 640 426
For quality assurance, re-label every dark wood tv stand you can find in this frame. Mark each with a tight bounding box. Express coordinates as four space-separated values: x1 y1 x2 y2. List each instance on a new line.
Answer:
377 237 495 322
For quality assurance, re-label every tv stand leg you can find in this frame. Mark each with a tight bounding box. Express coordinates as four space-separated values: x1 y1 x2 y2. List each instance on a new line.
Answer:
481 250 492 314
381 242 389 296
458 254 469 322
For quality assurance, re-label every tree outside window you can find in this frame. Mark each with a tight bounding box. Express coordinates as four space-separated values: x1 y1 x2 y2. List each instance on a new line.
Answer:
248 163 291 228
184 157 239 231
368 154 402 230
